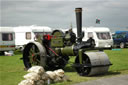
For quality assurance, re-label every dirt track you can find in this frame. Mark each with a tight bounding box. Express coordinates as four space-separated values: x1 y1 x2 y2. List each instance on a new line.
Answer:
74 75 128 85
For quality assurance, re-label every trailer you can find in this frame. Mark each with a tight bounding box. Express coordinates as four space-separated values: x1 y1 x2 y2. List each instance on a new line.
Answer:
14 26 52 50
0 27 15 54
31 26 52 39
73 27 113 48
14 26 35 50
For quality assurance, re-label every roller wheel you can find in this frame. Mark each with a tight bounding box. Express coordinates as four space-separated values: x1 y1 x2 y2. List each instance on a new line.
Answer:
75 52 111 76
75 55 91 76
23 42 46 69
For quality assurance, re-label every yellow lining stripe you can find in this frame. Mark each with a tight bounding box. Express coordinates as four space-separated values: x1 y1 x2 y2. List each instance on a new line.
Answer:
0 45 15 48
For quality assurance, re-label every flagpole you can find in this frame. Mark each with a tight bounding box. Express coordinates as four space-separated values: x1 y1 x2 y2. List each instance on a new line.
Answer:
95 17 97 27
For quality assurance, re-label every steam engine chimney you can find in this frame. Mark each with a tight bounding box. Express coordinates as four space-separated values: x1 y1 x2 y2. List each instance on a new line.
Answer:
75 8 82 43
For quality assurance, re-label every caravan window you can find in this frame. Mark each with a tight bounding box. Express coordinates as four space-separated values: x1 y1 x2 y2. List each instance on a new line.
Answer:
2 33 13 41
26 32 31 40
88 32 93 38
96 32 111 40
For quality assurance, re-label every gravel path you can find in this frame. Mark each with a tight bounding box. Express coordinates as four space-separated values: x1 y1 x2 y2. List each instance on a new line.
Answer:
74 75 128 85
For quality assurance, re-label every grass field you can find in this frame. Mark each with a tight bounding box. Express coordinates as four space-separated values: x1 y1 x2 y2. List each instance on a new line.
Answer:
0 49 128 85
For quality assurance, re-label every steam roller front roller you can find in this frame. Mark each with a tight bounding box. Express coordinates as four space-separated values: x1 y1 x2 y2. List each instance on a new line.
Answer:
74 51 112 76
23 42 47 69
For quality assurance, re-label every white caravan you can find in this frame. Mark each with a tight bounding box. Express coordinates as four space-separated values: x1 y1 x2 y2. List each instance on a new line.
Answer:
31 26 52 37
14 26 52 50
73 27 113 48
0 27 15 53
13 26 35 50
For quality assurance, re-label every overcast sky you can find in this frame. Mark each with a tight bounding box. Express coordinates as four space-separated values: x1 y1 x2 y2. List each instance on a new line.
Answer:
1 0 128 32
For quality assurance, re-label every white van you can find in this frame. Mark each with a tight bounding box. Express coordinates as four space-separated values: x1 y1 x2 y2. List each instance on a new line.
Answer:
73 27 113 48
0 27 15 54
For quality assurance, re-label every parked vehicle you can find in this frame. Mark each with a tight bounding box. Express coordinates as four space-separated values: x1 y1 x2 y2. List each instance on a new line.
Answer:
0 27 15 54
73 27 113 48
14 26 52 50
112 31 128 48
0 26 52 53
14 26 35 50
31 26 52 39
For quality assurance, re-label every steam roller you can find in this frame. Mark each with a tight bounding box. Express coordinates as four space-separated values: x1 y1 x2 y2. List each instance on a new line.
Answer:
22 8 112 76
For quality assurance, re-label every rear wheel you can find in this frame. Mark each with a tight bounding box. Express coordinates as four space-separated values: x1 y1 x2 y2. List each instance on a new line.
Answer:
23 42 46 69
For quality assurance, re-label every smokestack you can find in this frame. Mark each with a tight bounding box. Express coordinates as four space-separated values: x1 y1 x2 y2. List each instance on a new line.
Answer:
75 8 82 43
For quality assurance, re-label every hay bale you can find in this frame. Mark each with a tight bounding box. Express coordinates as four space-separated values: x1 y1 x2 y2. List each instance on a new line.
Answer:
53 76 62 82
43 79 51 85
24 72 41 81
54 69 64 78
46 71 56 80
19 66 70 85
18 79 34 85
28 66 45 75
41 73 50 80
35 80 44 85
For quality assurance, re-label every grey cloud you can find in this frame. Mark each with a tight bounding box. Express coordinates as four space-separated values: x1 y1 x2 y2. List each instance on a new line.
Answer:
1 0 128 32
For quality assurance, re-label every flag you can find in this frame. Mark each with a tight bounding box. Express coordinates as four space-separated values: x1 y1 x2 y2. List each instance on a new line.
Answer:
96 19 100 24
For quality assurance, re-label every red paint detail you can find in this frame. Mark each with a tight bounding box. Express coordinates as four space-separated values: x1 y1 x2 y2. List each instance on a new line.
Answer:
54 36 56 38
44 34 52 40
32 54 34 57
45 45 59 56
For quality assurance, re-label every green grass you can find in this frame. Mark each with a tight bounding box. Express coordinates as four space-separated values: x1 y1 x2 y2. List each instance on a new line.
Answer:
105 48 128 71
0 54 27 85
0 49 128 85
